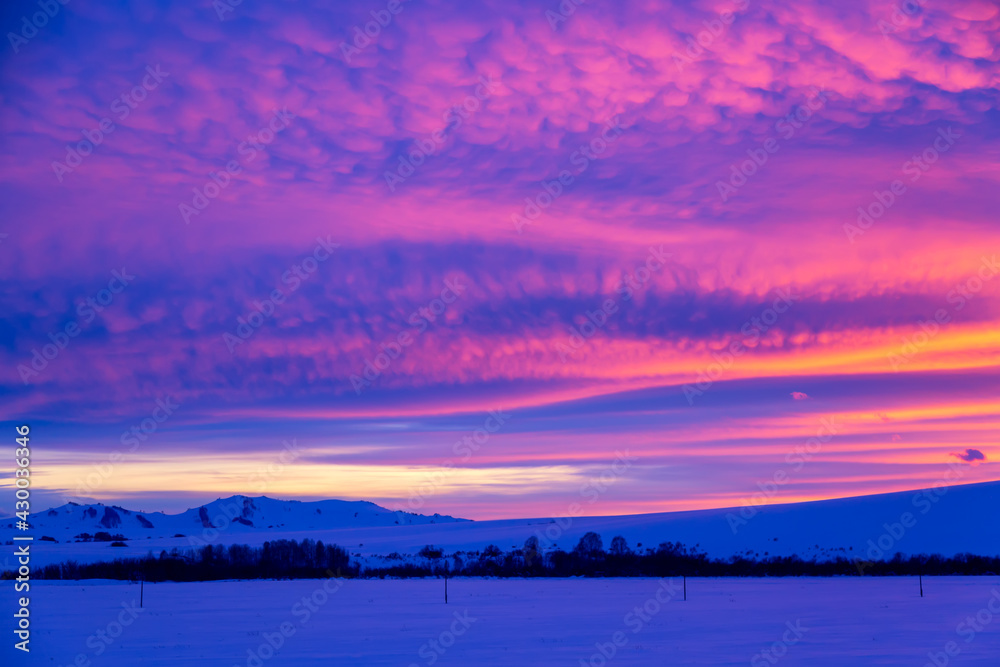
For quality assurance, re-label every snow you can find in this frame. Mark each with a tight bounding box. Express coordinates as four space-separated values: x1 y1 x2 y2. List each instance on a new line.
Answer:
4 577 999 665
0 495 464 544
6 481 998 569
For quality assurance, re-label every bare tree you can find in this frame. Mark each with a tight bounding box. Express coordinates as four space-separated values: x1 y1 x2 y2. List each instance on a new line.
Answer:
609 535 631 555
574 531 604 557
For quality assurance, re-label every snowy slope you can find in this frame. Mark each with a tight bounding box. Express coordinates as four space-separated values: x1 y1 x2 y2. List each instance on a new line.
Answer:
297 479 1000 565
3 481 998 569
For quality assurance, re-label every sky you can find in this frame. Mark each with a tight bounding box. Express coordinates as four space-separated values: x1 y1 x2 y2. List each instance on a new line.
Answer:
1 0 998 520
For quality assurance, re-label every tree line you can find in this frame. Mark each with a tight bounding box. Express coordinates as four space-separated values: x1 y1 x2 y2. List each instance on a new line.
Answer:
25 539 354 582
5 533 999 582
392 535 1000 578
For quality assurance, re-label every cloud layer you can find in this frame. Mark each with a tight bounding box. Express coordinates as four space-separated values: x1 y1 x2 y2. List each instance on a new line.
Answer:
1 0 998 517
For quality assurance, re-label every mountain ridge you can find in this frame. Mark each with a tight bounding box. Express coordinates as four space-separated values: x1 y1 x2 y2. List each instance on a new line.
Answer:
2 494 467 542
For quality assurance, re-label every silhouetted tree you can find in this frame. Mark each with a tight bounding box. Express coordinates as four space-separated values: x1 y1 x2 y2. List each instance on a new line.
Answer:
524 536 541 565
609 536 630 555
574 532 604 557
418 545 443 559
481 544 503 562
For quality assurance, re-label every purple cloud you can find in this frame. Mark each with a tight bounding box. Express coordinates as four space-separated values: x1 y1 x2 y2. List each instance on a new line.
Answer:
951 448 986 463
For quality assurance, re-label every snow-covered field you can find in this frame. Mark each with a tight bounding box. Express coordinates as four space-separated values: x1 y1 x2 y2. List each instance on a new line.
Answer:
4 577 1000 666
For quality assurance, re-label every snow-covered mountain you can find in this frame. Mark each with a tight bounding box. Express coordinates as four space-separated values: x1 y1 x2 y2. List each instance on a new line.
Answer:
4 481 998 569
1 495 466 542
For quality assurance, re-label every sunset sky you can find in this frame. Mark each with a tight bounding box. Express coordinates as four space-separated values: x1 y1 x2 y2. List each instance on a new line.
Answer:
2 0 998 519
